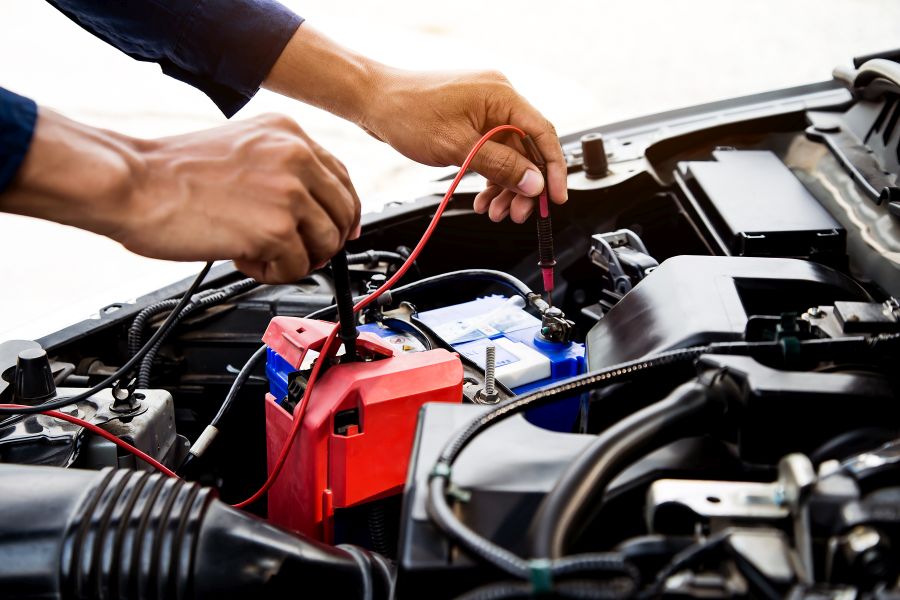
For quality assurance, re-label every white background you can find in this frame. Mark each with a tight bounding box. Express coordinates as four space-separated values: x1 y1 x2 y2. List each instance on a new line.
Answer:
1 0 898 340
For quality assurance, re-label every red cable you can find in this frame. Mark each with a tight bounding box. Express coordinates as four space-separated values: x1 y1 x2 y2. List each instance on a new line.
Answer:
232 124 527 509
0 403 177 478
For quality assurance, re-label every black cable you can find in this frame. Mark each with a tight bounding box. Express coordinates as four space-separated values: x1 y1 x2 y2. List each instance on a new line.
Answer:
178 344 267 473
331 250 359 362
425 333 900 579
640 532 729 599
127 278 255 357
531 379 720 559
455 581 531 600
211 344 267 428
426 347 708 580
438 346 708 466
0 262 214 415
304 269 537 321
135 277 257 387
338 544 374 600
457 578 635 600
346 250 406 267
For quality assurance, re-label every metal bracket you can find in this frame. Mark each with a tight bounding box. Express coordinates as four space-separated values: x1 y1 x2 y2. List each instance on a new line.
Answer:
589 229 659 294
806 110 900 219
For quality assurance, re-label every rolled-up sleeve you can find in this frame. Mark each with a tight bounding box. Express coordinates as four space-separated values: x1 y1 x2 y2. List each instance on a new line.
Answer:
46 0 304 117
0 87 37 194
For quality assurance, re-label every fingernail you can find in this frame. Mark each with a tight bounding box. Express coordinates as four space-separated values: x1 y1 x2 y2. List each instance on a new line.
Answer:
516 169 544 197
349 223 361 240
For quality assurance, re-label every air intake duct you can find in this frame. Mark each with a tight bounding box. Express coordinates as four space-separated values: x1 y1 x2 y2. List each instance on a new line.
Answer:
0 464 392 599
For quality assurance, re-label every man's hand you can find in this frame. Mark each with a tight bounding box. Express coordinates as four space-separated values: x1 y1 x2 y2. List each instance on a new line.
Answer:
2 110 360 283
362 69 568 224
265 25 567 224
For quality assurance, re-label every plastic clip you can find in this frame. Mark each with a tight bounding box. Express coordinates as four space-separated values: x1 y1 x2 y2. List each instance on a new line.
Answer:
529 559 554 595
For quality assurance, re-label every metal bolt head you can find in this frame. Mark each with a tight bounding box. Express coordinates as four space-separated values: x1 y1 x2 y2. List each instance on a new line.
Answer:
846 526 881 556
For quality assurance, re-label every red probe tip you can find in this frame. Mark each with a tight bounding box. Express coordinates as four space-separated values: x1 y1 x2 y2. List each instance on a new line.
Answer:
542 267 555 296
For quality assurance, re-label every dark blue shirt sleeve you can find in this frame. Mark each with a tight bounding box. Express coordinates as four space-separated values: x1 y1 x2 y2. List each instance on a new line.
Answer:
0 87 37 194
46 0 304 117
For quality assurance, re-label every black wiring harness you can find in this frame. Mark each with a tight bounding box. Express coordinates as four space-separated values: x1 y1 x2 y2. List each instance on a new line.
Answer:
0 262 215 416
133 277 258 387
426 333 900 597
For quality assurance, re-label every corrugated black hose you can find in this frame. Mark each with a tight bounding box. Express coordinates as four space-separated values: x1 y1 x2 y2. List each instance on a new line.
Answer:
135 277 257 387
0 464 393 599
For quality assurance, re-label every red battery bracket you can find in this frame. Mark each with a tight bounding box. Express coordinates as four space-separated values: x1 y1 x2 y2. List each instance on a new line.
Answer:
262 316 463 541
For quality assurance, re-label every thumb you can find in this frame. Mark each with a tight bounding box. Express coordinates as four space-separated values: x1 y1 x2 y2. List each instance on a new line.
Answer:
469 139 544 197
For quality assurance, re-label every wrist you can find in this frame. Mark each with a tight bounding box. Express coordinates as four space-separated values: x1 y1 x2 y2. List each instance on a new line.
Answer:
6 107 146 238
264 24 390 127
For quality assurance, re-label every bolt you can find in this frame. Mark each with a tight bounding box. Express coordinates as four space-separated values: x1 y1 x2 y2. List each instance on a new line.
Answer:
484 344 496 396
474 344 500 404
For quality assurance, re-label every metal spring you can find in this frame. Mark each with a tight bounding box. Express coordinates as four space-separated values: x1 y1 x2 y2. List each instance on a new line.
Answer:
536 213 556 269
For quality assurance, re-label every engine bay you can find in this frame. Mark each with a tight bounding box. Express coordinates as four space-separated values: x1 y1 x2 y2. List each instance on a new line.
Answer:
1 60 900 599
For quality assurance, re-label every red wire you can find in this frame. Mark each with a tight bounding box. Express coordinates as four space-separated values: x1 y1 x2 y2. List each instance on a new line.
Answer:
232 124 527 509
0 403 178 478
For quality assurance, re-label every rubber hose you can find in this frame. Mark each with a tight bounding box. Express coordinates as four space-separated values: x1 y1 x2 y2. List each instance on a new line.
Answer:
425 348 708 580
531 380 718 559
0 463 392 599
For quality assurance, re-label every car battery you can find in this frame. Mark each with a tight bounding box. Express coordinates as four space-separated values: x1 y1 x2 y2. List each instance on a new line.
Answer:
414 295 585 431
262 316 463 542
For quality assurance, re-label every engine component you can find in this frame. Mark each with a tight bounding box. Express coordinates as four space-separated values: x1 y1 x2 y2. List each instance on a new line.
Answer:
416 294 585 431
589 229 658 296
700 354 899 462
11 346 55 402
262 316 463 542
585 255 868 369
0 381 181 470
677 149 846 258
581 132 610 178
0 463 391 599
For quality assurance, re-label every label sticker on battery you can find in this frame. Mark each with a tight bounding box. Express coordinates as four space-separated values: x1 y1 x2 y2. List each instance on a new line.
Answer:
456 337 520 368
426 297 537 344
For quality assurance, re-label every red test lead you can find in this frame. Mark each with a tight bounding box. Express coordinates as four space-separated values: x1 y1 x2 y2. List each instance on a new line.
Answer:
522 135 557 305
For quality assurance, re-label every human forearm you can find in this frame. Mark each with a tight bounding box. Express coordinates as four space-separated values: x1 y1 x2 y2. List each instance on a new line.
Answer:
1 108 360 283
0 107 144 240
263 24 383 126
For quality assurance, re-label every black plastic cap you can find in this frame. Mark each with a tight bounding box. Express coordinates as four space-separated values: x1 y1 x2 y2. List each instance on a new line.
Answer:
581 133 609 178
13 347 56 403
